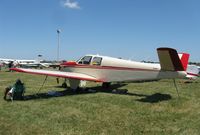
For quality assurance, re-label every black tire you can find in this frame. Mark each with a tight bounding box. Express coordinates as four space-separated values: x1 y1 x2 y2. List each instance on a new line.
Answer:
62 82 67 88
102 82 111 88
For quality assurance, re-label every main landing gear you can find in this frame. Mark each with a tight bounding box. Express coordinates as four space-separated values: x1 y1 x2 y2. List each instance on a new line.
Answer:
62 79 67 88
56 78 67 88
102 82 111 88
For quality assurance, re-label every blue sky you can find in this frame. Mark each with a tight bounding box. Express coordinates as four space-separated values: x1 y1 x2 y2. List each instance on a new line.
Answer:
0 0 199 62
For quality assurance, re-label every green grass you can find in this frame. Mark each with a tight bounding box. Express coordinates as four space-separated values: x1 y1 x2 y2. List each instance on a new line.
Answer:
0 70 200 135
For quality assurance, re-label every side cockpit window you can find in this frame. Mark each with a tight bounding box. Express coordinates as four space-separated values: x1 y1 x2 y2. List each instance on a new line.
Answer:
92 57 102 66
78 56 92 65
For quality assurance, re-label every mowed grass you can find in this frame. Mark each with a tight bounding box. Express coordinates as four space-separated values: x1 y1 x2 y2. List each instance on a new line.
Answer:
0 70 200 135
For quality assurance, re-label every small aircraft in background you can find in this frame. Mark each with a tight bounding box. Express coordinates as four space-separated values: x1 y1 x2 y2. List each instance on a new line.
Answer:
186 65 199 80
0 58 17 65
198 66 200 75
17 60 52 68
10 47 190 91
0 58 51 68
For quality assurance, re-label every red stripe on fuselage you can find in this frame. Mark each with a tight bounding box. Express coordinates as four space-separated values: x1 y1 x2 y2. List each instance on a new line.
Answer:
61 64 160 72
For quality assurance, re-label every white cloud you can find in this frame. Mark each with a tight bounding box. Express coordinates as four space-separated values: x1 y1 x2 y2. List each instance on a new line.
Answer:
64 0 81 9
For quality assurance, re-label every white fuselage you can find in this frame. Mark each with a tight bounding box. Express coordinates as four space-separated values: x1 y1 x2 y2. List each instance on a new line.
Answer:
61 55 186 82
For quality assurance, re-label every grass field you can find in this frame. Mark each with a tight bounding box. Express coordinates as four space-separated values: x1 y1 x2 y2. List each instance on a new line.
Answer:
0 69 200 135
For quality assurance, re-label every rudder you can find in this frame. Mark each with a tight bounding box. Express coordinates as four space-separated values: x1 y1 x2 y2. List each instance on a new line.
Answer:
178 53 190 71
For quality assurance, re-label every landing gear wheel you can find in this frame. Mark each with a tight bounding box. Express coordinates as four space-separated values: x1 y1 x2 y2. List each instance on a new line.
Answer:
62 82 67 88
102 82 111 88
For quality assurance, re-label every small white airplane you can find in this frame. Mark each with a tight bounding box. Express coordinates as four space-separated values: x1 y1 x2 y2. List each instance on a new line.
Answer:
0 58 37 64
0 58 17 64
17 60 52 68
198 66 200 75
185 65 199 80
0 58 50 68
10 47 190 90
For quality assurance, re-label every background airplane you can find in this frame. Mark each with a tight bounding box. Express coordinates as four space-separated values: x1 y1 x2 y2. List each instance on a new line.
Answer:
0 58 17 64
186 65 200 80
0 58 52 68
198 66 200 75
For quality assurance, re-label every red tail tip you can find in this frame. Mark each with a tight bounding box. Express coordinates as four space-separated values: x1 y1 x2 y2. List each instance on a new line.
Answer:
178 53 190 71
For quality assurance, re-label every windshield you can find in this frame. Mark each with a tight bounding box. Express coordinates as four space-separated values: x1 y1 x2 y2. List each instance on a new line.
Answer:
78 56 92 65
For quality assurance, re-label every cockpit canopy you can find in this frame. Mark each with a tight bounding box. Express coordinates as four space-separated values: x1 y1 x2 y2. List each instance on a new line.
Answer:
77 55 102 66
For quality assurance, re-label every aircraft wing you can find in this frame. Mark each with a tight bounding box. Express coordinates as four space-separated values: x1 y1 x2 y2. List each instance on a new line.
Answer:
10 68 103 82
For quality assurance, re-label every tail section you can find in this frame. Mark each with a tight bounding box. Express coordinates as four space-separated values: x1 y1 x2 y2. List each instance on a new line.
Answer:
157 48 190 71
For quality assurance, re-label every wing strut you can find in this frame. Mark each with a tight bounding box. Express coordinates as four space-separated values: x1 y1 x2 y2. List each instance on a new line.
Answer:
37 75 48 95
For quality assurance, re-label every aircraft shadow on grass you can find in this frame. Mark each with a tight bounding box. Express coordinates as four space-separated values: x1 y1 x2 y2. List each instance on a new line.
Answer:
135 93 172 103
22 83 172 103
